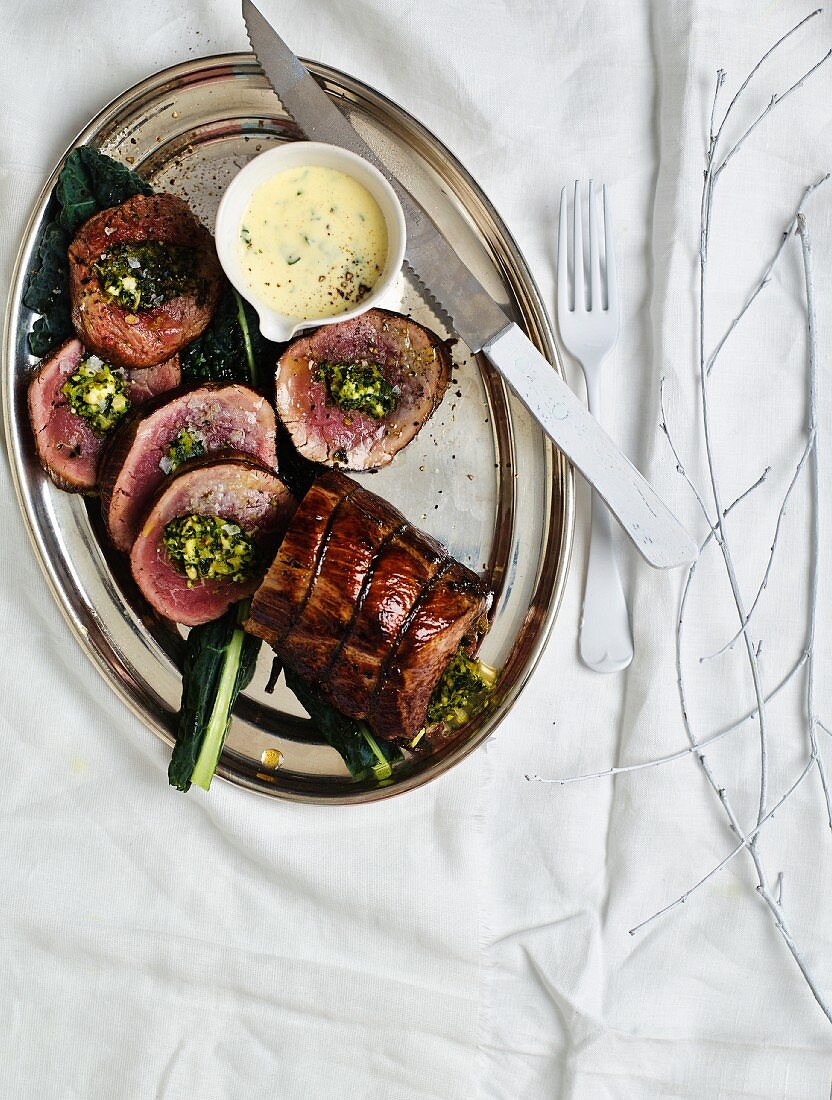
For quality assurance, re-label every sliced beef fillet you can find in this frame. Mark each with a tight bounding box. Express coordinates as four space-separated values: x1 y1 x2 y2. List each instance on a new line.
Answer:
371 560 490 741
27 338 100 492
100 383 277 553
27 338 180 493
275 308 452 471
244 470 359 647
130 456 294 627
274 490 407 683
123 355 181 404
69 193 222 370
327 525 446 719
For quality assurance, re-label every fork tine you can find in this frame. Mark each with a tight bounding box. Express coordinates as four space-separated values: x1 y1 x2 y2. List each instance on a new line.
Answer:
603 184 618 315
588 180 602 312
557 186 569 316
572 180 585 311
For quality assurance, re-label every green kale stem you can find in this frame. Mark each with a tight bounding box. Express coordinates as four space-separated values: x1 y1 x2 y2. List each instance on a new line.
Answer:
359 722 393 781
189 601 249 791
231 286 257 388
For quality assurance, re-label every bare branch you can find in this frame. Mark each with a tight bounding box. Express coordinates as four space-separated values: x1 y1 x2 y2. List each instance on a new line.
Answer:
797 210 832 831
629 756 817 936
525 653 806 786
707 176 829 378
716 50 832 177
701 434 814 661
711 10 822 150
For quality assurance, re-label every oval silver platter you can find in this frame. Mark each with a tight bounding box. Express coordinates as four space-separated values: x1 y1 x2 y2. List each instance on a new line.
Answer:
3 55 574 803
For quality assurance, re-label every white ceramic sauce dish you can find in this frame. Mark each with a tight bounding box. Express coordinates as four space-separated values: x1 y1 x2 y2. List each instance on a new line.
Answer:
215 142 407 342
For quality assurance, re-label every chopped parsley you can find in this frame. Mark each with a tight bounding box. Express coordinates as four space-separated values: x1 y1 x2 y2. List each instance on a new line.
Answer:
317 359 397 420
61 355 131 435
425 648 499 730
93 241 199 312
162 514 257 587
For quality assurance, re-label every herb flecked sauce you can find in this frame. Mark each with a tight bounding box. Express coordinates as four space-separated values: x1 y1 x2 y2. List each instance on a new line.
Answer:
239 166 388 320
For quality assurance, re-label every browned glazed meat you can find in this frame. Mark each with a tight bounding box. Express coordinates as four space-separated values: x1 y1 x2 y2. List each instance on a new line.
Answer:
326 525 446 718
274 490 407 683
69 193 222 369
371 561 490 741
245 469 491 742
100 382 277 553
244 470 357 646
274 309 452 470
130 456 294 626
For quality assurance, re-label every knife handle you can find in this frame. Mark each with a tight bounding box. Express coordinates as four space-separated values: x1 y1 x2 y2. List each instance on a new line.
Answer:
482 324 697 569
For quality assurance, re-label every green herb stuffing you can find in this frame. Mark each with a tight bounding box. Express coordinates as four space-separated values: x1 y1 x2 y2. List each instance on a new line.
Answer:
162 427 206 474
93 241 199 312
169 601 260 792
318 360 397 420
181 286 270 388
162 514 257 586
425 649 499 730
284 668 402 783
61 355 131 435
25 147 152 356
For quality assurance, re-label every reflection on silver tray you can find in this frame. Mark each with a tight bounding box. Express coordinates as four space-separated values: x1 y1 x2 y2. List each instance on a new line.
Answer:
3 55 574 803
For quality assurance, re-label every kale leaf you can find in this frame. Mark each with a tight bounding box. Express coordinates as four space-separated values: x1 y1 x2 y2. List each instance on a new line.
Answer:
284 667 402 782
56 145 152 235
25 146 152 357
181 286 274 389
24 221 72 356
169 602 261 792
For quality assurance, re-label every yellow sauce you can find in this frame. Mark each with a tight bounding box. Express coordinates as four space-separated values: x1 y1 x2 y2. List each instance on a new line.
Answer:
239 165 388 320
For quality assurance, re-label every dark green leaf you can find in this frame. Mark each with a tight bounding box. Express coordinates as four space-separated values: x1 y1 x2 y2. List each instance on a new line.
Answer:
56 146 152 235
23 222 70 313
168 606 261 792
181 286 275 388
24 221 73 356
284 668 402 781
27 306 72 358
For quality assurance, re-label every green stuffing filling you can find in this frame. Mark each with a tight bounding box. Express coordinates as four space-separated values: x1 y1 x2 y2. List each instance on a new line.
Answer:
317 359 397 420
425 648 499 730
162 514 257 586
93 240 199 312
162 428 206 474
61 355 130 435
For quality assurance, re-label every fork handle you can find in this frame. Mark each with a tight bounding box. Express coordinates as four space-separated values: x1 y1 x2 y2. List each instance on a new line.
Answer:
580 375 634 673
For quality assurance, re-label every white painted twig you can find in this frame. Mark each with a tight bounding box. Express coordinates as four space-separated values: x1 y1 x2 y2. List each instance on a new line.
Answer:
524 655 805 784
628 756 817 936
797 211 832 831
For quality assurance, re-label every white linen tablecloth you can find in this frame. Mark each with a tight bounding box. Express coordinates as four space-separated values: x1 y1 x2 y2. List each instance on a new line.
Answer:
3 2 832 1096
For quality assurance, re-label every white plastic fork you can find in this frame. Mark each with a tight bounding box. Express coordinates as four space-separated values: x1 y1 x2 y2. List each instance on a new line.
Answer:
557 181 634 673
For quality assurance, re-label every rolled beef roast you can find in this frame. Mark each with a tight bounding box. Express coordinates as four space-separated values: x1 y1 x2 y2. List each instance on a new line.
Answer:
27 337 180 493
274 309 452 471
130 456 294 627
245 470 490 741
69 193 222 370
100 383 278 553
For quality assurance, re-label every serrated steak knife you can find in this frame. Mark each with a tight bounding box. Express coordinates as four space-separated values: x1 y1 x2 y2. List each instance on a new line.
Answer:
242 0 697 569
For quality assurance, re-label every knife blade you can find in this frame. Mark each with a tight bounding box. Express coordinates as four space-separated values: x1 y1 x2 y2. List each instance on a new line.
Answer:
242 0 697 569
